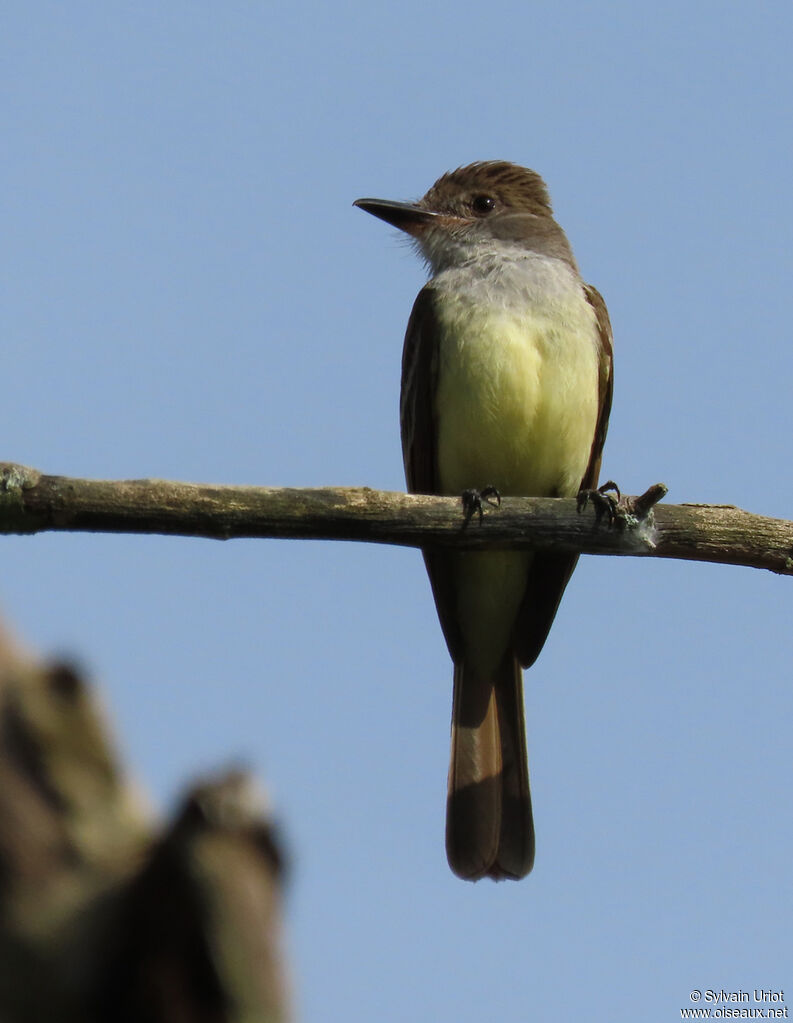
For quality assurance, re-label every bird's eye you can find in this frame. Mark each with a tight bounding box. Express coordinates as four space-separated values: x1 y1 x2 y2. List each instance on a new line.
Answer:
471 195 496 214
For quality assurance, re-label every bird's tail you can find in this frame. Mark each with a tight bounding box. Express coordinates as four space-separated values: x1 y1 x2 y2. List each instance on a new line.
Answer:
446 653 534 880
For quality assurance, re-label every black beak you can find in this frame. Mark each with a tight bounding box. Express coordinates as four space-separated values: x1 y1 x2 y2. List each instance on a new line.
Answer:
353 197 442 236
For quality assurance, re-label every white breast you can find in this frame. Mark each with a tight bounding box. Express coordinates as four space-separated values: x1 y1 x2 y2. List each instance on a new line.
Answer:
433 253 601 499
430 253 602 671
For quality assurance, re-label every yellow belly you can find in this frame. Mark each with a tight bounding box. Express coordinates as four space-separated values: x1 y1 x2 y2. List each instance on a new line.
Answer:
435 300 599 499
433 295 600 671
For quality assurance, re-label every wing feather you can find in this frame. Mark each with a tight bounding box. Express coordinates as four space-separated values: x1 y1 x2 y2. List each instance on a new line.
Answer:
400 286 464 661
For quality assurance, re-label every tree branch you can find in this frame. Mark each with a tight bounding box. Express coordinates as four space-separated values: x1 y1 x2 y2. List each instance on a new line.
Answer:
1 462 791 574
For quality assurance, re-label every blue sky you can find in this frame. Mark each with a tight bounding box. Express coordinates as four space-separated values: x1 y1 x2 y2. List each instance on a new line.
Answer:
3 3 792 1020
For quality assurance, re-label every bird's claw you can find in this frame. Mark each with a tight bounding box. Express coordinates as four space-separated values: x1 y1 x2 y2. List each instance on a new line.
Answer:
576 480 622 525
578 481 667 530
462 486 501 526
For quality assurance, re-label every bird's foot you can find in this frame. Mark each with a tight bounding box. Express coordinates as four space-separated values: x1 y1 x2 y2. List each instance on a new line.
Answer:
461 486 501 526
577 481 668 530
576 481 621 525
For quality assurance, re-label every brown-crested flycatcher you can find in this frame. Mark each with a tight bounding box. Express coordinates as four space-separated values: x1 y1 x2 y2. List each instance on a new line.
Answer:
355 162 613 881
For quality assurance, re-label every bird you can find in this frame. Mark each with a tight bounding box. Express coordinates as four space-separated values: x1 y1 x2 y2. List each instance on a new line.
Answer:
354 162 613 880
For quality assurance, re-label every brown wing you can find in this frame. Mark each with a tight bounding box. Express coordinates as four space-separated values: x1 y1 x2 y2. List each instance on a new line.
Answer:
512 282 614 668
400 286 438 496
580 284 614 491
400 285 464 661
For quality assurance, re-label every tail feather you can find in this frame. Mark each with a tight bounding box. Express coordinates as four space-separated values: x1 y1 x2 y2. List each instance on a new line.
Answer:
446 655 534 881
